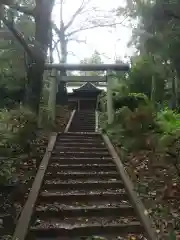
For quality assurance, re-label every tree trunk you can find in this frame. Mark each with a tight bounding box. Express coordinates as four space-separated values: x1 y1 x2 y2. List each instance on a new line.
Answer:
56 23 68 106
170 76 177 109
25 0 54 114
151 76 156 104
59 22 68 63
171 58 180 107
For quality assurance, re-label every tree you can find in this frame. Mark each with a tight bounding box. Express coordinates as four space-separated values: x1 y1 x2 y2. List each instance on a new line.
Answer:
52 0 125 65
127 55 166 102
0 0 55 113
117 0 180 107
0 2 35 108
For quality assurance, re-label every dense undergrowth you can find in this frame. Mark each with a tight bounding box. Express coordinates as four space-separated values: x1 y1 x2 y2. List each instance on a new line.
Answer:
0 104 70 185
99 92 180 239
0 106 37 185
1 110 30 184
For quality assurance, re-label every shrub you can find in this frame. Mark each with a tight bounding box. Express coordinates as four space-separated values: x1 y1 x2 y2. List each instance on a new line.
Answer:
115 105 156 136
101 105 156 151
157 108 180 134
114 106 132 124
113 93 148 111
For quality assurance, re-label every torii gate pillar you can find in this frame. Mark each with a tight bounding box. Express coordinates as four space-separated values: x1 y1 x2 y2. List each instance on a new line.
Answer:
107 70 114 124
48 69 57 123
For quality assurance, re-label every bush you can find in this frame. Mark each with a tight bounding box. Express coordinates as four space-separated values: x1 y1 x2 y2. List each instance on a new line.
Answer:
114 106 132 124
98 105 157 151
113 93 148 111
157 108 180 134
156 109 180 177
115 105 156 136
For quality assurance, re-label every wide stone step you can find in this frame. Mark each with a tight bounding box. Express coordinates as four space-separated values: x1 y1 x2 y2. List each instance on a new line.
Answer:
55 142 105 147
29 221 143 238
35 205 134 218
26 234 147 240
42 179 123 190
50 157 113 164
45 171 120 180
56 139 102 143
48 164 116 173
52 152 110 158
39 191 128 202
54 147 108 152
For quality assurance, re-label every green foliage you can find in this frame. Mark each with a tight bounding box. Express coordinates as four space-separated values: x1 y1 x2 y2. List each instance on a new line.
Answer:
157 108 180 133
112 83 129 97
99 96 180 175
121 0 180 107
128 55 166 102
116 105 156 136
113 92 148 111
99 103 157 151
156 109 180 178
168 230 176 240
0 4 35 110
98 88 149 113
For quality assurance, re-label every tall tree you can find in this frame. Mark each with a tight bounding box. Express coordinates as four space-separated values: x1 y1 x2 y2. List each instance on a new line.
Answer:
52 0 124 64
0 0 55 113
26 0 54 113
117 0 180 106
0 1 35 107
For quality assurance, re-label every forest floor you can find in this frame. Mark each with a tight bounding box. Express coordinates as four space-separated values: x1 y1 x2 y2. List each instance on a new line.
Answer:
1 131 49 240
116 146 180 240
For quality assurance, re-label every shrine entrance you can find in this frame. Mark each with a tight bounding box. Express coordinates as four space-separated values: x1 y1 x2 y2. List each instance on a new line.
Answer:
44 63 130 124
68 82 102 111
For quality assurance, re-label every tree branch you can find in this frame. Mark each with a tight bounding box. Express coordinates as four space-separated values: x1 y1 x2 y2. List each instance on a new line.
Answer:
52 36 86 53
66 20 127 37
52 39 60 52
64 0 91 30
1 0 35 17
1 16 33 59
60 0 63 24
52 22 61 36
68 38 86 44
52 38 61 62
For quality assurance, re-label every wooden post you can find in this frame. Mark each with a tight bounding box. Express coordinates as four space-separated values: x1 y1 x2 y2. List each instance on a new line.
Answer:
78 99 80 111
48 69 57 123
107 70 114 124
95 111 99 132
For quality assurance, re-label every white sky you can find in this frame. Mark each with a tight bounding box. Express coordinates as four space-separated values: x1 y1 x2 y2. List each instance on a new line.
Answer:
52 0 135 64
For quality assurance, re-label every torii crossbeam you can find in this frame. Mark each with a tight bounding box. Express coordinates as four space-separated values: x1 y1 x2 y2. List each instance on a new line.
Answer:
45 63 130 71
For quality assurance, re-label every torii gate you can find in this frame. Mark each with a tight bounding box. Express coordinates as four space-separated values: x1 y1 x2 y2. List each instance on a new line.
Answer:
44 63 130 124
